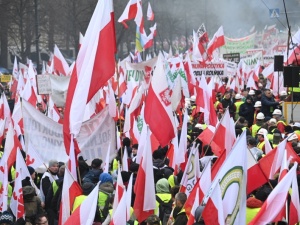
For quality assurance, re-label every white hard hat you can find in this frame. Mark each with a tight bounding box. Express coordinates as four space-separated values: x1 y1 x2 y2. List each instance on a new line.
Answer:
288 133 298 142
269 118 277 124
272 109 282 116
254 101 262 107
280 91 287 96
291 122 300 128
257 128 268 136
235 93 242 100
249 90 255 95
256 112 265 120
195 123 204 130
190 95 196 102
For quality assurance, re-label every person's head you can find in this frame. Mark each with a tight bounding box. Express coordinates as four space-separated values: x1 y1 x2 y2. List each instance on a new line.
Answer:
58 165 65 177
122 137 131 147
175 192 187 208
91 158 102 169
0 211 14 225
242 89 249 97
224 91 231 99
257 128 268 141
27 166 36 180
254 101 261 109
264 89 273 98
146 214 160 225
82 182 95 195
48 160 59 174
245 95 253 104
132 144 138 157
34 214 48 225
99 172 113 184
156 178 170 194
36 103 44 112
247 137 257 147
272 109 282 120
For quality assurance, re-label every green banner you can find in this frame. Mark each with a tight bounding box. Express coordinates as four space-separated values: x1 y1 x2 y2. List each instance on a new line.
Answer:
221 32 256 55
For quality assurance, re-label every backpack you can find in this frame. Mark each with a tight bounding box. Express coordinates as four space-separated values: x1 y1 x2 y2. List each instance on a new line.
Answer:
82 169 101 184
156 195 173 225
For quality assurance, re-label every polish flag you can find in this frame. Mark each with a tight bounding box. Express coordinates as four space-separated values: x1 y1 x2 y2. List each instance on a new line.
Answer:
248 163 297 225
133 128 156 222
202 183 225 225
144 54 175 147
67 134 78 181
144 23 157 49
0 93 11 129
263 133 273 155
26 141 45 169
0 163 9 211
147 2 154 21
64 181 98 225
125 174 133 220
118 0 138 28
206 26 225 57
112 166 125 216
102 143 111 173
59 168 83 225
187 187 200 225
12 56 19 80
183 55 197 96
176 109 188 166
284 29 300 65
63 0 116 153
10 149 25 220
289 169 300 225
54 44 70 76
0 119 5 146
192 30 203 62
21 79 37 107
110 186 127 225
79 32 84 49
122 146 129 171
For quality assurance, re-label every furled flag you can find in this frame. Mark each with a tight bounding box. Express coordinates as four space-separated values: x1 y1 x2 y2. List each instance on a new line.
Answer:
133 128 156 222
249 163 297 225
63 0 116 154
54 44 70 76
187 187 200 225
289 168 300 225
12 56 19 80
144 54 175 147
0 93 11 129
147 2 154 21
118 0 139 28
59 167 82 225
206 26 225 57
64 181 98 225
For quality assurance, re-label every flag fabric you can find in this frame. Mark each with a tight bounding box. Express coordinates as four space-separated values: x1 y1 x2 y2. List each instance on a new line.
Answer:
202 182 225 225
177 109 188 166
59 167 83 225
207 26 225 57
289 169 300 225
63 0 116 154
68 134 78 181
147 2 154 21
192 30 203 62
12 56 19 80
118 0 138 28
144 23 157 49
202 130 248 225
133 128 156 222
248 163 297 225
144 54 175 147
103 143 111 173
187 187 200 225
10 150 25 219
0 162 9 211
112 166 125 216
54 44 70 76
64 181 98 225
110 186 127 225
284 29 300 65
122 146 129 171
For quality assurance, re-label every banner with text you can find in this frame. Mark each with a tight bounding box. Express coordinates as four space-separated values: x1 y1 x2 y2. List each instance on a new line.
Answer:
221 32 257 55
191 62 226 77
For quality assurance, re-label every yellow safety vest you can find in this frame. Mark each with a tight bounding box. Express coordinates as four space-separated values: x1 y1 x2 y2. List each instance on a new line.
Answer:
251 124 261 137
214 101 220 110
234 101 244 114
155 193 172 215
257 141 265 150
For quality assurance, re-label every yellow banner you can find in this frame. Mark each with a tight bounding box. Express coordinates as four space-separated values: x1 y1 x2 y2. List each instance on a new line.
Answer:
1 75 12 82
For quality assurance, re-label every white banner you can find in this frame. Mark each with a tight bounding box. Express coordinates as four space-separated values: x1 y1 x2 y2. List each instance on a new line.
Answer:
22 100 116 165
191 62 226 77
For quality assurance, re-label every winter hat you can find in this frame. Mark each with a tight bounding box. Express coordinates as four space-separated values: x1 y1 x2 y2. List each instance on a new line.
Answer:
0 211 14 225
48 160 59 167
91 158 102 168
27 166 35 175
82 182 95 195
156 178 170 193
99 173 113 184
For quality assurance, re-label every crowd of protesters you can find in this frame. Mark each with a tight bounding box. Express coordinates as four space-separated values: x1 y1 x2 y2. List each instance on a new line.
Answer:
1 71 300 225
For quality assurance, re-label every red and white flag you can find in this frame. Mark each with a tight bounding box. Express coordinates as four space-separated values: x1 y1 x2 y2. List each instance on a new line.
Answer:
147 2 154 21
54 44 70 76
118 0 139 28
10 149 25 220
12 56 19 80
133 128 156 222
289 168 300 225
60 168 83 225
207 26 225 57
144 54 175 147
284 29 300 65
0 162 9 211
187 187 200 225
64 181 98 225
144 23 157 49
26 141 45 169
68 134 78 181
192 30 203 62
103 143 111 173
110 186 127 225
249 163 297 225
112 166 125 216
63 0 116 153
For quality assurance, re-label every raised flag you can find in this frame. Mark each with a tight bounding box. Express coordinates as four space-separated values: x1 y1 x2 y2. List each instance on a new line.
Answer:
284 29 300 65
54 44 70 76
64 0 116 154
147 2 154 21
144 54 175 147
207 26 225 57
289 169 300 225
118 0 138 28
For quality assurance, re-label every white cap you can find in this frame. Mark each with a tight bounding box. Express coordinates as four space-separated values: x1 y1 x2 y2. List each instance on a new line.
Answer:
272 109 282 116
190 95 196 102
257 128 268 136
195 124 204 130
256 112 265 120
288 133 298 142
280 91 287 96
249 90 255 95
254 101 262 107
292 122 300 128
235 93 242 100
269 118 277 124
